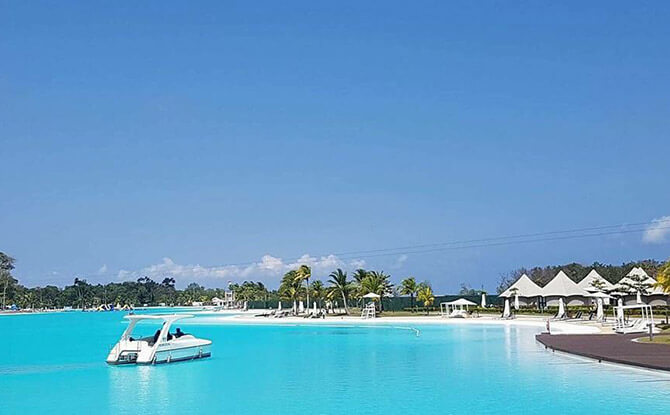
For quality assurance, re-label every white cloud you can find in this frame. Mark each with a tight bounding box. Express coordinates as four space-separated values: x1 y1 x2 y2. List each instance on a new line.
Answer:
97 264 108 275
391 254 408 269
642 216 670 244
116 254 366 286
349 259 366 269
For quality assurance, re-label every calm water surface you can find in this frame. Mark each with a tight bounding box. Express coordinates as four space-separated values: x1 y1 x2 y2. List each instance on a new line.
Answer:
2 310 670 414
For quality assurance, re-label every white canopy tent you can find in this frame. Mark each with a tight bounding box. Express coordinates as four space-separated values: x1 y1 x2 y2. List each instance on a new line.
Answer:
578 269 614 306
542 270 589 306
499 274 544 309
499 274 543 298
613 267 666 305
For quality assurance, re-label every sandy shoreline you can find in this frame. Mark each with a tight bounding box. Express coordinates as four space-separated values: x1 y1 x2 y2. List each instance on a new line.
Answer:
0 307 604 335
189 310 602 334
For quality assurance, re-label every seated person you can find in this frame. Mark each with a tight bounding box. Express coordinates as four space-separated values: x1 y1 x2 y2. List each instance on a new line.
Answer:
174 327 185 338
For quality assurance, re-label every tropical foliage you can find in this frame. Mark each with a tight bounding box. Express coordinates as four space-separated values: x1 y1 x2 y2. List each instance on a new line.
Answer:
417 282 434 315
655 259 670 293
618 273 653 295
1 251 444 313
399 277 418 311
326 268 353 314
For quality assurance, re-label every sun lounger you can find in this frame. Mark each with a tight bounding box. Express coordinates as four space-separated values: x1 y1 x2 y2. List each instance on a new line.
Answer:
551 312 567 321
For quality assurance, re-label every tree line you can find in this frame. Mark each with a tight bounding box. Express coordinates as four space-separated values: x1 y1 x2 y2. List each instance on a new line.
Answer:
0 251 436 312
276 267 435 314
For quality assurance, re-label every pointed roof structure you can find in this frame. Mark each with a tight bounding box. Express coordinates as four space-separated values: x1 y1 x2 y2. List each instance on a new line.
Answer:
500 274 543 298
577 269 614 292
614 267 663 295
542 270 588 297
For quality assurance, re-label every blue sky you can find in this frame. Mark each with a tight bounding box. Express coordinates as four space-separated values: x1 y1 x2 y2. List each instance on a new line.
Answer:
1 1 669 291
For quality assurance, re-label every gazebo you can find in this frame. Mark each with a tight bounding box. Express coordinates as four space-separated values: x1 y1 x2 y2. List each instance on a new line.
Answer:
578 269 614 305
499 274 543 308
613 267 667 306
542 270 589 307
440 298 476 318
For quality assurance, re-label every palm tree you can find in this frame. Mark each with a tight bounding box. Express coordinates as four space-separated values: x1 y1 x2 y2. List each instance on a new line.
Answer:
352 268 368 284
327 269 352 314
74 277 90 309
280 270 304 312
310 280 325 308
399 277 419 312
417 283 434 315
296 265 311 310
360 271 393 312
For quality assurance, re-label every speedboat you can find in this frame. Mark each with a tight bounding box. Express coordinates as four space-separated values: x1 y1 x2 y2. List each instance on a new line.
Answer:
106 314 212 365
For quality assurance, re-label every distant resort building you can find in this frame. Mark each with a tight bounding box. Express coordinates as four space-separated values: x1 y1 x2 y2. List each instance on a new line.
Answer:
500 266 668 308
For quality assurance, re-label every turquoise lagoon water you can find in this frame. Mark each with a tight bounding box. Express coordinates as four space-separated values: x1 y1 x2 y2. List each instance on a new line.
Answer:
2 310 670 414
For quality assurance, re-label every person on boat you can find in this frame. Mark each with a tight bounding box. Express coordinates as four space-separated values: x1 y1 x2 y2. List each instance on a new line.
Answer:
174 328 184 338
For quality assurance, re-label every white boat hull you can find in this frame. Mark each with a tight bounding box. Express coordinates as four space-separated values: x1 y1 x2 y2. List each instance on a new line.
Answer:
153 343 212 364
106 315 212 365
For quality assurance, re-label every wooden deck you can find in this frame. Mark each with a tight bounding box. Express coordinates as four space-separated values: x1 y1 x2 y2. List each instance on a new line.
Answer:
536 333 670 372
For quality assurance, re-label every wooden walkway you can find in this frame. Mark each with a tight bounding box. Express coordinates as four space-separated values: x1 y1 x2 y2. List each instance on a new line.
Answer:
536 333 670 372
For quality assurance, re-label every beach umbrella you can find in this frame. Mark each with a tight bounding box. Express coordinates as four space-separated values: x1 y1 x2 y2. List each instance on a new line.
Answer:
293 300 297 314
558 298 565 319
481 293 486 308
313 301 317 313
503 299 511 318
514 294 520 310
299 301 305 313
277 301 282 311
596 297 604 321
636 290 643 304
